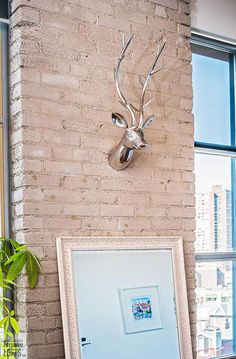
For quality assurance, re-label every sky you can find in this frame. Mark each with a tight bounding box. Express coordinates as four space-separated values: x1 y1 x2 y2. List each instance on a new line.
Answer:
195 153 231 193
192 52 231 145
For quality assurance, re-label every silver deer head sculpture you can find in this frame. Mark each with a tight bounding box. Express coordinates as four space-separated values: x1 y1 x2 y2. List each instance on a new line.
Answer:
108 35 166 171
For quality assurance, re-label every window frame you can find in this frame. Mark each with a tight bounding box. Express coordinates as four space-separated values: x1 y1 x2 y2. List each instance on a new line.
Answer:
0 0 8 20
192 34 236 359
192 37 236 257
193 33 236 152
0 20 9 238
0 19 9 345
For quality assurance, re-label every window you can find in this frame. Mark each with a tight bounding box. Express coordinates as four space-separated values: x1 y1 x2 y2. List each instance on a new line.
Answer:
0 21 9 238
192 35 236 359
0 1 8 19
0 17 9 347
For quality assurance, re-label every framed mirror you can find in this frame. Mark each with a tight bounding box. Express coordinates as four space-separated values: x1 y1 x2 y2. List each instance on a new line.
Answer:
57 236 193 359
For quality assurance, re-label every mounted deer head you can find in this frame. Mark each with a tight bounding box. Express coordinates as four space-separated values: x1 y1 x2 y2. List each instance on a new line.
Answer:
108 35 166 170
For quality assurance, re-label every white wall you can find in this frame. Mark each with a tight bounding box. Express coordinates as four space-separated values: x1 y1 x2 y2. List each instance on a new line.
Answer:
73 250 180 359
191 0 236 43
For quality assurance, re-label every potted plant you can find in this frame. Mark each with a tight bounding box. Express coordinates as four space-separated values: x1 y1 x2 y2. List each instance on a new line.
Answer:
0 237 40 358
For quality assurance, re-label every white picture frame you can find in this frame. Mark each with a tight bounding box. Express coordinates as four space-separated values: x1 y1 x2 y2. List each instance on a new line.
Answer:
119 285 163 334
56 236 193 359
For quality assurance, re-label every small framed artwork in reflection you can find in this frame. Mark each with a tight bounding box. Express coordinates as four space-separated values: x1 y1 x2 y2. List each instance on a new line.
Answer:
119 286 163 334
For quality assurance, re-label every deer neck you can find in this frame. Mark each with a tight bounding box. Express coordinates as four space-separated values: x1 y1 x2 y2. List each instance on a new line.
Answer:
108 139 134 171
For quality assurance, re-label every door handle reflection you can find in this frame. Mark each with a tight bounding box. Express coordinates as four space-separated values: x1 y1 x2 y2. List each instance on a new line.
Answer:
81 337 92 347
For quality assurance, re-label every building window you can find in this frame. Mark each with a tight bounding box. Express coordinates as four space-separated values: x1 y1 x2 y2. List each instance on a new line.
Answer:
192 35 236 359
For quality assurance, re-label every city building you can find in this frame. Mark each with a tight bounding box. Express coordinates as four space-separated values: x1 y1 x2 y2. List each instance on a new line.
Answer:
196 185 232 253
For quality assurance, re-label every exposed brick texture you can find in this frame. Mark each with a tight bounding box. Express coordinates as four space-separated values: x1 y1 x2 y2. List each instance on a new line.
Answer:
9 0 195 357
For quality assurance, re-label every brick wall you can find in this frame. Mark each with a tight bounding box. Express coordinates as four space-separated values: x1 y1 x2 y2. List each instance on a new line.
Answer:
9 0 195 357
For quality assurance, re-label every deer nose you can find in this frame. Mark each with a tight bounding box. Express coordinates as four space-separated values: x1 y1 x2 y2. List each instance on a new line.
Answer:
140 142 147 148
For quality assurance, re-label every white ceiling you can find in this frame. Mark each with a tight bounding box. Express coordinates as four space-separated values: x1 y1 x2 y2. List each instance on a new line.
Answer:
191 0 236 43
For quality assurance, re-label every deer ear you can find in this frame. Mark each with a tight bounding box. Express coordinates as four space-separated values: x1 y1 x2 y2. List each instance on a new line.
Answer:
112 113 128 128
141 115 155 129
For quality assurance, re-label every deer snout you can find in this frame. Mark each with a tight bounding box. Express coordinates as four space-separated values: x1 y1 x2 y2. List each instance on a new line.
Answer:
140 140 147 148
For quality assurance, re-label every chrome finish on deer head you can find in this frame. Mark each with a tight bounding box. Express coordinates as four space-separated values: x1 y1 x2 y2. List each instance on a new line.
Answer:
108 35 166 170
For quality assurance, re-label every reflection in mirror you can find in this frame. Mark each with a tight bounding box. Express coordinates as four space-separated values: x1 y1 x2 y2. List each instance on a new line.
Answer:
57 237 193 359
73 250 179 359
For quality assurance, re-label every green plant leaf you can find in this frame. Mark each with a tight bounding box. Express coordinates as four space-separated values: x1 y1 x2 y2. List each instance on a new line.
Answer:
9 239 21 249
6 252 27 282
0 248 10 264
0 296 12 302
4 305 10 314
16 245 27 251
4 279 18 287
4 250 26 266
0 237 41 343
9 317 19 334
0 317 7 328
27 250 42 272
4 317 10 338
1 240 14 271
26 252 40 288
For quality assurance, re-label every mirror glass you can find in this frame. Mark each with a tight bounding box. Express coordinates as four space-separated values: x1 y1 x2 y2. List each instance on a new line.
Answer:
72 249 180 359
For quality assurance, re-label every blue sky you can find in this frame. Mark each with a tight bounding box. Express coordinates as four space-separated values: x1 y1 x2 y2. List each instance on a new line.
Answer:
192 52 230 145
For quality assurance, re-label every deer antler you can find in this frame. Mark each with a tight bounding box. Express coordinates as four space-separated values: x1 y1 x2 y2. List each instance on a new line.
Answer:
138 40 166 128
114 34 137 127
